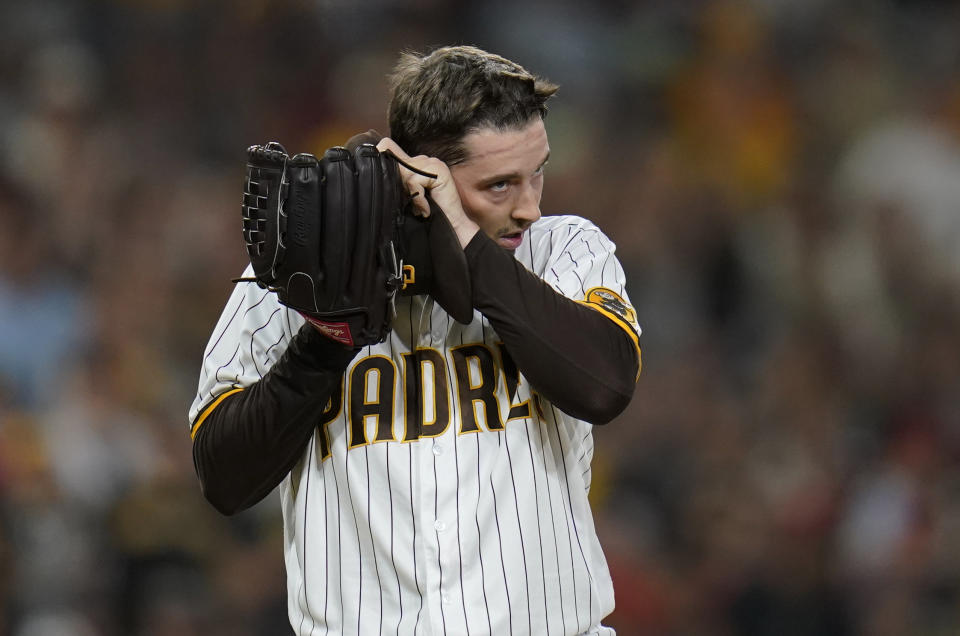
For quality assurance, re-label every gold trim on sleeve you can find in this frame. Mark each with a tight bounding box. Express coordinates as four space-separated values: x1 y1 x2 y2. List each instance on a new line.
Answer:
191 387 245 439
577 301 642 380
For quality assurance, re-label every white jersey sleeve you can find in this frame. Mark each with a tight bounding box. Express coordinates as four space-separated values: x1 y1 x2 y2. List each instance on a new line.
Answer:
520 215 641 352
188 265 303 430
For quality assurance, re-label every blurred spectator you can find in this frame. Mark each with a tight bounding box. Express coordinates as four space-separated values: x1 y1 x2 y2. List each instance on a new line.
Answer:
1 0 959 633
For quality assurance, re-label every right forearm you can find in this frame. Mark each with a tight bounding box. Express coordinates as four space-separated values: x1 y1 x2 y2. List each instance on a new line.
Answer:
192 325 358 515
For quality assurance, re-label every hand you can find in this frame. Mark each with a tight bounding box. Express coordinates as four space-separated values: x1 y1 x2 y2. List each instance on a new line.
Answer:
376 138 479 249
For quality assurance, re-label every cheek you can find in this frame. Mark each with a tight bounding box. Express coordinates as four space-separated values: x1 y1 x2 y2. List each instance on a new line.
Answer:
459 190 506 229
456 188 482 222
454 181 480 216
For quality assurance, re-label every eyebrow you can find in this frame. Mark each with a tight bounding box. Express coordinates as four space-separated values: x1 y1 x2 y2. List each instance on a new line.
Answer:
479 151 551 186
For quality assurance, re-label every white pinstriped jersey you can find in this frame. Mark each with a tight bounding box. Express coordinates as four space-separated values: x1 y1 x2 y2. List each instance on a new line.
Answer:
189 214 641 635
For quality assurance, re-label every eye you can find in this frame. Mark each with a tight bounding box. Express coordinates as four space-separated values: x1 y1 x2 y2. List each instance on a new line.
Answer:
534 161 548 176
489 181 509 192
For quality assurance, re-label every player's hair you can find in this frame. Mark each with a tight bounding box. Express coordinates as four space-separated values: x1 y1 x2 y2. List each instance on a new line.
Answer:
388 45 558 165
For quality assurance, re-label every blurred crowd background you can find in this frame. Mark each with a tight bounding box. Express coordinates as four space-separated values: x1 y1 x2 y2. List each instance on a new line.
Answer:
1 0 959 634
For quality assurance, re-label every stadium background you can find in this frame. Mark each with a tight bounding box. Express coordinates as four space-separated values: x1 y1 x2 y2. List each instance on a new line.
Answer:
2 0 959 634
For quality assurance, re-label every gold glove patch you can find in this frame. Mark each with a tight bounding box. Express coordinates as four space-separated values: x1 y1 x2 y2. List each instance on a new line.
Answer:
583 287 639 332
580 286 642 378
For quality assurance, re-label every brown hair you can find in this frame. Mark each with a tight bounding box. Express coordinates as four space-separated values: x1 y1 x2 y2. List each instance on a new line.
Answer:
387 45 558 165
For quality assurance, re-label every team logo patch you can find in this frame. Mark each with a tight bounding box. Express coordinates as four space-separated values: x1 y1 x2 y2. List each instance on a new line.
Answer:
584 287 638 330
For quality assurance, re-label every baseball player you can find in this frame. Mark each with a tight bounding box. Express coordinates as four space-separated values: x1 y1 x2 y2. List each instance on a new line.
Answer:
190 45 641 635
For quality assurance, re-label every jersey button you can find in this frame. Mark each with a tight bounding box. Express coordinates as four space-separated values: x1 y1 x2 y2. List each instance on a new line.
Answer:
432 443 443 456
441 592 451 605
434 520 446 532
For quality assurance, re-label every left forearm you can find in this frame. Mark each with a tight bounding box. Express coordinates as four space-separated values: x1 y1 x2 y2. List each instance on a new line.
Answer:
464 232 638 424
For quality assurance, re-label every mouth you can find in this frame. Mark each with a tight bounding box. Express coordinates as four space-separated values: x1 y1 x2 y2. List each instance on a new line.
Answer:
496 230 525 250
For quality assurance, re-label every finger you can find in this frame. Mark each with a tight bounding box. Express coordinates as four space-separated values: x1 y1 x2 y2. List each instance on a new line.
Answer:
384 158 437 213
409 186 430 217
376 138 439 179
376 137 403 157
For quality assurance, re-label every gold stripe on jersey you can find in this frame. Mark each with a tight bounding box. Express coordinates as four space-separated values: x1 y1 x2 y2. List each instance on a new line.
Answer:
190 387 245 439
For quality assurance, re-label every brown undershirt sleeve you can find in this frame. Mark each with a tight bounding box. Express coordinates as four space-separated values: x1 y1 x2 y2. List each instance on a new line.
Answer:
191 325 358 515
464 232 639 425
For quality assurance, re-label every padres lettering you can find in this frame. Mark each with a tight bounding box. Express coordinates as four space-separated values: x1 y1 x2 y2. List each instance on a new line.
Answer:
316 343 529 459
401 348 449 441
348 355 398 448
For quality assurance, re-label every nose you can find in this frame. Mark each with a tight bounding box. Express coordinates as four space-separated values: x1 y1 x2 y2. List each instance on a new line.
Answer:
512 182 542 225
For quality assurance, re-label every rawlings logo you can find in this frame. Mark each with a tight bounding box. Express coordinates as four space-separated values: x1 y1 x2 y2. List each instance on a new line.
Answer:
303 316 354 347
290 191 311 247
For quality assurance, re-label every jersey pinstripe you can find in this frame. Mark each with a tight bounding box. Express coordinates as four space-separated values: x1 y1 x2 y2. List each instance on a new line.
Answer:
189 214 640 635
